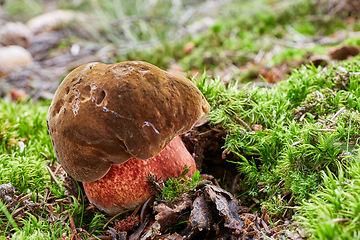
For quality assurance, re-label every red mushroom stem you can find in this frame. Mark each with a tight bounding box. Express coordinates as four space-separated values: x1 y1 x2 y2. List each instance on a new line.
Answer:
83 136 196 216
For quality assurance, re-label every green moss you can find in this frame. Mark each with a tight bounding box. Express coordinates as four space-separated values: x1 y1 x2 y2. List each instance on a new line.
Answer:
156 166 201 203
0 100 53 194
196 56 360 219
298 159 360 239
0 100 108 238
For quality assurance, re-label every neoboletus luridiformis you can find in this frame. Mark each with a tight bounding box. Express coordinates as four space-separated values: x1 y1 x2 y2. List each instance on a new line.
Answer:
47 61 210 215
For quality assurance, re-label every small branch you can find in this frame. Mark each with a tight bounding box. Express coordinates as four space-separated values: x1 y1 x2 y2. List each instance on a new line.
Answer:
326 119 336 124
349 72 360 75
46 166 62 189
337 66 347 73
12 206 27 218
317 119 326 124
299 113 306 122
317 129 336 132
331 107 346 121
280 206 300 209
291 140 302 146
327 122 337 128
235 117 252 131
53 165 62 175
19 193 33 203
331 218 350 223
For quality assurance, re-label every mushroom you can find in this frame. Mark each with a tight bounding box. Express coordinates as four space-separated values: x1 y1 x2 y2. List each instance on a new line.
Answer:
0 45 33 70
0 22 33 48
47 61 210 215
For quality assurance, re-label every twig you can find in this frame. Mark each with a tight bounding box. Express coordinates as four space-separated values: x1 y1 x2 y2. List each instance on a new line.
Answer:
285 25 311 43
53 165 62 175
299 113 306 122
317 67 328 76
19 193 33 203
12 206 27 218
280 206 300 209
326 122 337 128
235 117 252 131
129 215 149 240
326 119 336 124
337 66 347 73
7 193 24 208
317 129 336 132
349 72 360 75
317 119 326 124
43 187 49 203
291 140 302 146
46 166 62 189
89 236 113 240
331 107 346 121
69 212 77 240
261 218 271 235
222 148 231 159
140 195 155 224
331 218 350 223
282 195 295 218
254 49 265 64
269 180 285 199
231 173 240 193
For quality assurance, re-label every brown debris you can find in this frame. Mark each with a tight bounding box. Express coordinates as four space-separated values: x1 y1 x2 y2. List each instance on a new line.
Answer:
121 178 289 240
205 184 244 234
309 55 329 67
114 214 140 232
153 194 193 213
154 232 184 240
259 65 289 84
181 124 240 192
189 195 210 230
155 210 179 232
0 183 41 230
320 0 360 15
328 45 360 60
184 42 196 55
9 88 27 102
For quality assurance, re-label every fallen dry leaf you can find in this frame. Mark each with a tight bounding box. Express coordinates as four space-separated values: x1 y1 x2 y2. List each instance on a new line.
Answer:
189 194 210 230
184 42 196 55
205 184 244 234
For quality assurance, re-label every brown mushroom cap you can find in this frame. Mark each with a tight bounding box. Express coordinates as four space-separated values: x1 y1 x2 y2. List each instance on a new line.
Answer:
47 61 210 182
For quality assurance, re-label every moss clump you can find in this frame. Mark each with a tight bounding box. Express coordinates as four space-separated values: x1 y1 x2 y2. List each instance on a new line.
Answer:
195 56 360 220
153 166 201 203
298 159 360 239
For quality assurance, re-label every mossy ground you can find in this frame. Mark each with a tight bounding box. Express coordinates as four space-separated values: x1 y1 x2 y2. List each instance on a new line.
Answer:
2 0 360 238
195 56 360 237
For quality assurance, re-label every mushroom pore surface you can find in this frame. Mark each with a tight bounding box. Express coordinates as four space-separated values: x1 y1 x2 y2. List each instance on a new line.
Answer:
47 61 210 182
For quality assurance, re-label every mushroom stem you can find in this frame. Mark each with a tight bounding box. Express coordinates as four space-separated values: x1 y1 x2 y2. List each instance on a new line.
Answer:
83 136 196 216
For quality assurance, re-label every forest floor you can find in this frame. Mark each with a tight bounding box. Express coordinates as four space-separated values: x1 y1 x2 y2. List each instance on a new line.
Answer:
1 0 360 239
